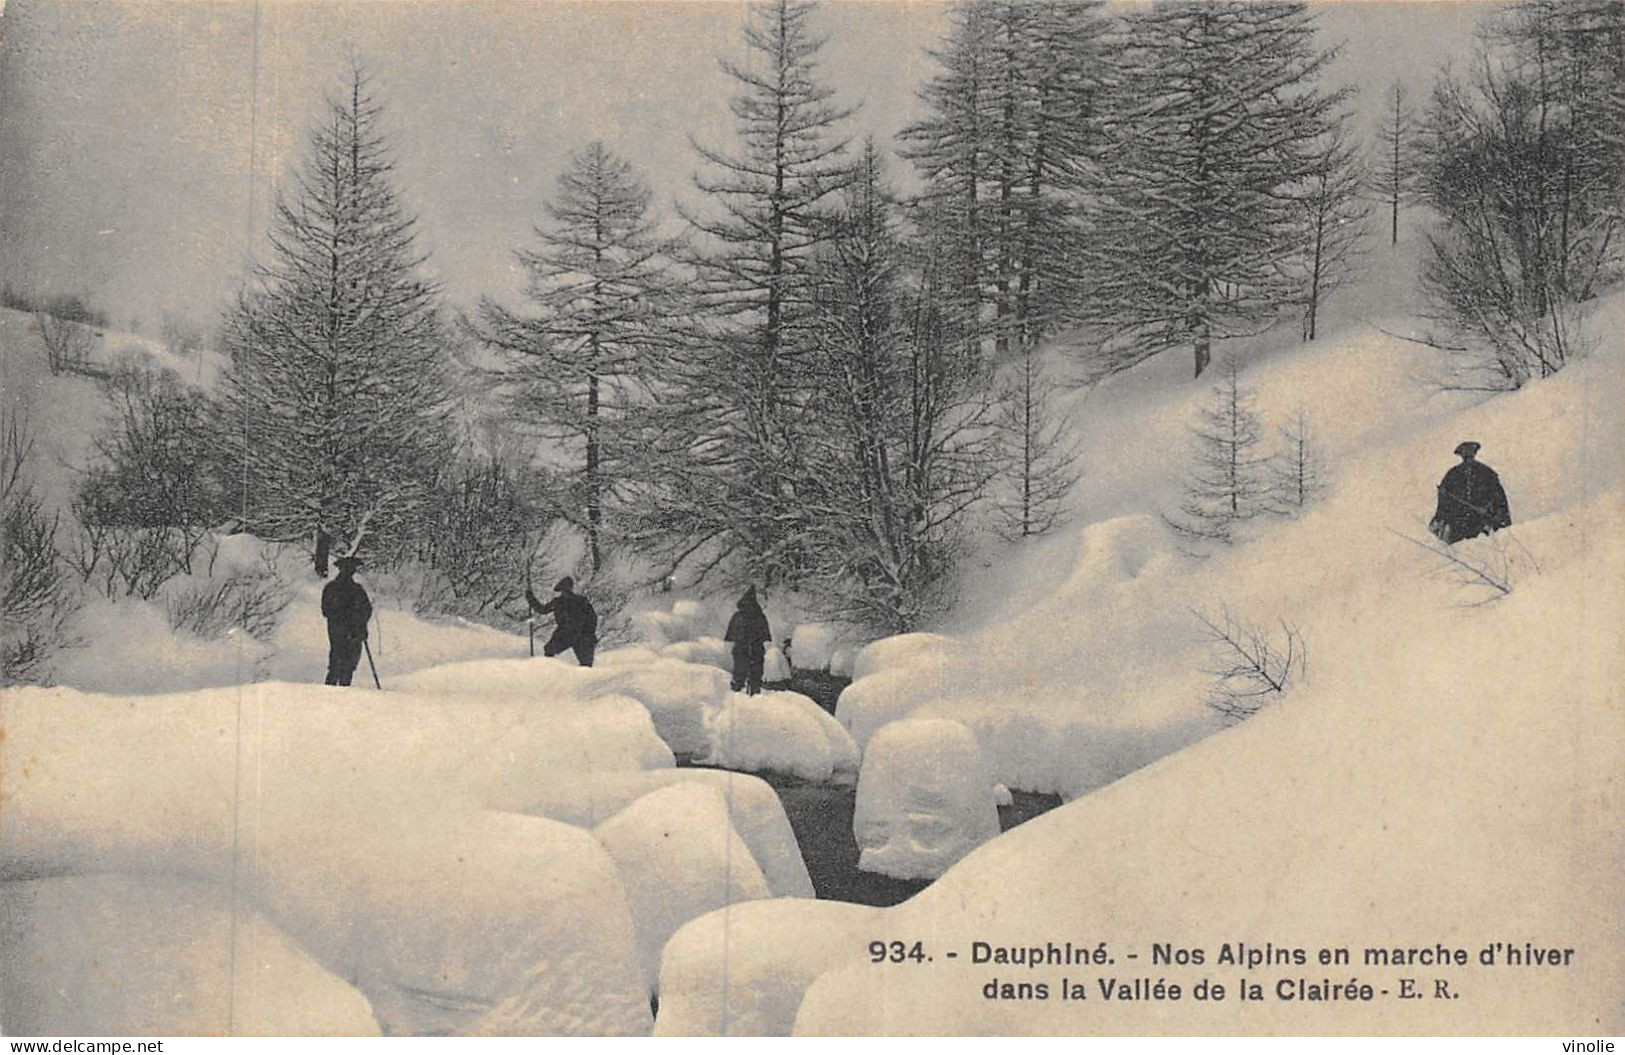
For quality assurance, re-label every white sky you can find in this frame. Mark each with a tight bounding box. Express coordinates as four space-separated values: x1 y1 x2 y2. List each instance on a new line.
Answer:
0 1 1491 332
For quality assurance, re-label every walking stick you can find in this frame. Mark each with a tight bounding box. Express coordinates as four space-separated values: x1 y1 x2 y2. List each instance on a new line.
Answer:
363 637 381 690
525 560 535 658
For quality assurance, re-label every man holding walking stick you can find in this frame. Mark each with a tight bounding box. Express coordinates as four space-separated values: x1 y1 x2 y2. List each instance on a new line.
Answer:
322 554 374 687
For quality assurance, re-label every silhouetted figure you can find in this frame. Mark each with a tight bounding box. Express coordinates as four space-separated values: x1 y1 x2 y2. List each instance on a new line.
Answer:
322 555 372 686
526 576 598 667
724 586 772 696
1430 441 1511 545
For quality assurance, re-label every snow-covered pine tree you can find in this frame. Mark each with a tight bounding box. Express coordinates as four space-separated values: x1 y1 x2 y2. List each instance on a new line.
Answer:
897 2 992 370
471 141 674 573
900 0 1110 365
902 2 1104 539
800 143 993 632
1089 2 1349 379
659 0 855 585
1167 358 1269 545
1375 82 1415 246
1289 121 1369 342
990 349 1079 540
1266 407 1330 514
217 65 451 561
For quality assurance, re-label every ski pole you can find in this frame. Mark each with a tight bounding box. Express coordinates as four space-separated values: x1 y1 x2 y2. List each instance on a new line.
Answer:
363 637 381 690
525 559 535 657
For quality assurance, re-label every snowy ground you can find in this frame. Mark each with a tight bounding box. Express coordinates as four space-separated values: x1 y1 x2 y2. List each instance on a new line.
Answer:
3 241 1622 1034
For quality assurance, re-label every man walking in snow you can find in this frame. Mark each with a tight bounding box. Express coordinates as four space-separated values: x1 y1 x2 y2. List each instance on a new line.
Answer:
322 554 373 686
724 586 772 696
526 576 598 667
1430 441 1511 544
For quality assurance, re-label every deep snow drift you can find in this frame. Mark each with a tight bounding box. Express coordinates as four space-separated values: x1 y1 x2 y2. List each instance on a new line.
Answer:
0 668 820 1034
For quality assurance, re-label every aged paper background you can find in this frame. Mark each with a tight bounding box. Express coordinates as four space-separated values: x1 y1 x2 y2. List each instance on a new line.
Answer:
2 0 1621 1037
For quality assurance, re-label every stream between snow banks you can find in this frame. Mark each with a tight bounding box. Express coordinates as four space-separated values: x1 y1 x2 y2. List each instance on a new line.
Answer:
679 669 1062 907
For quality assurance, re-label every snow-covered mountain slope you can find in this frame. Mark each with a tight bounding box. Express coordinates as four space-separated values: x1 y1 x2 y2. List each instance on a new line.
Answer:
834 259 1622 799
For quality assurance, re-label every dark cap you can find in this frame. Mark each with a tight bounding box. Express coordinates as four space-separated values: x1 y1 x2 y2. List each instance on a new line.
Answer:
554 576 574 593
1454 441 1481 458
335 555 363 571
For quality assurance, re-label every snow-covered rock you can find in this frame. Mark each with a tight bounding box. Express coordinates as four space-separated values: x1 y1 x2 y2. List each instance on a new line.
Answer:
787 623 839 671
849 632 953 682
0 684 657 1036
596 645 663 667
655 899 876 1036
508 768 814 899
660 636 731 671
700 691 860 783
992 783 1013 807
669 600 707 641
763 644 790 682
852 718 1000 880
827 647 858 678
602 657 732 757
1 875 379 1036
630 609 681 646
593 784 772 991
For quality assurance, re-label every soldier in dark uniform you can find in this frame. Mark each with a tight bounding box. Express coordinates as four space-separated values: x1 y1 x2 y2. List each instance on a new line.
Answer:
723 586 772 695
1430 441 1512 544
322 554 373 686
526 576 598 667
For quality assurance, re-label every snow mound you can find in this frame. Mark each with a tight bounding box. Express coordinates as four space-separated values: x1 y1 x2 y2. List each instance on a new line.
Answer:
660 636 731 671
654 899 877 1036
669 599 708 640
700 691 860 783
992 783 1013 807
1 685 658 1036
603 657 732 757
849 631 952 682
852 718 1001 880
56 597 274 693
593 784 772 992
763 644 790 682
787 622 840 670
630 609 682 645
827 647 857 677
512 768 813 898
596 645 663 667
1 875 379 1036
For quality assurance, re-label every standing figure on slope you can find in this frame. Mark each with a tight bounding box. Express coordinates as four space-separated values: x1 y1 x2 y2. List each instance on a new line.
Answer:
526 576 598 667
1429 441 1512 544
724 586 772 696
322 554 373 686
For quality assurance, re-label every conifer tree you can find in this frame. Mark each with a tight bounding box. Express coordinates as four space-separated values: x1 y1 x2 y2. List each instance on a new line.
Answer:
1167 358 1269 545
1375 82 1414 246
1267 408 1330 514
658 0 855 584
217 65 451 560
1090 2 1348 379
472 141 674 572
1291 122 1369 341
800 143 993 631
